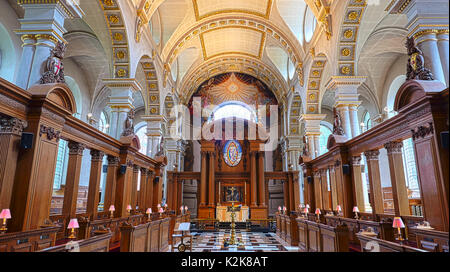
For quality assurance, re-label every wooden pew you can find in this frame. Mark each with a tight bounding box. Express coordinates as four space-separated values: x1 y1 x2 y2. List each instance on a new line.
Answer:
120 222 150 252
149 219 161 252
296 217 309 252
275 214 281 236
159 217 170 252
411 227 449 252
357 233 427 252
320 223 349 252
0 226 59 252
41 232 112 252
306 220 321 252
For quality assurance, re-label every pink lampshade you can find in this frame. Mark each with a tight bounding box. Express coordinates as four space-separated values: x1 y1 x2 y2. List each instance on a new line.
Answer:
67 218 79 229
126 204 132 210
180 206 184 211
315 208 321 215
0 209 11 219
303 207 309 213
336 205 342 212
109 205 115 212
306 204 310 209
278 206 282 211
392 217 405 228
159 208 164 213
164 204 168 208
353 206 359 213
184 206 188 211
283 206 287 211
157 204 161 208
146 208 152 214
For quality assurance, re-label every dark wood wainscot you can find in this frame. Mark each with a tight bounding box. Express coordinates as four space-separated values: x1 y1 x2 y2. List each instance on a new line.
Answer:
0 226 59 252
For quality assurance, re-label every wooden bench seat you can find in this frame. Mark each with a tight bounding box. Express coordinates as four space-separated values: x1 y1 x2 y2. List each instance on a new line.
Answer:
40 232 112 252
0 226 60 252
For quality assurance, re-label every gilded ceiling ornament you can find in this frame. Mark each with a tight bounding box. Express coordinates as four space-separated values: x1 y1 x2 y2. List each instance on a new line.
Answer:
341 48 351 57
344 29 354 39
341 66 351 75
348 11 358 21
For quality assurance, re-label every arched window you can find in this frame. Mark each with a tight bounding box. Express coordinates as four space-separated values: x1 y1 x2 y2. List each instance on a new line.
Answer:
211 102 257 122
318 123 332 156
362 111 372 132
99 111 110 134
386 75 406 119
135 123 148 155
64 76 83 119
0 23 16 83
304 7 317 43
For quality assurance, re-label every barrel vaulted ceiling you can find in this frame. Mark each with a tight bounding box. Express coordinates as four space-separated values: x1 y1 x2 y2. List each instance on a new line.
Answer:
133 0 331 101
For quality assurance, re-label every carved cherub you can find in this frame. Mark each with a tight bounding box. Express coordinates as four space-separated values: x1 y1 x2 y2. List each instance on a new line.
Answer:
406 36 434 81
121 109 135 137
333 107 345 136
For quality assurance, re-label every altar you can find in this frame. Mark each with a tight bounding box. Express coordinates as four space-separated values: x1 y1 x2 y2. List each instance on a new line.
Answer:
216 206 249 222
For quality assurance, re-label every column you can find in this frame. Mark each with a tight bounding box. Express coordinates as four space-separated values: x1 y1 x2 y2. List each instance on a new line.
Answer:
415 30 446 84
131 165 140 210
351 155 365 212
437 30 449 86
320 169 330 210
143 116 167 157
200 151 207 206
384 141 410 216
349 103 361 137
250 151 257 207
326 76 366 140
15 35 35 89
103 156 119 211
258 152 266 207
329 166 338 210
314 135 321 157
139 168 149 210
62 142 85 219
0 117 27 211
86 150 104 219
14 1 84 89
114 159 134 218
208 152 215 207
145 171 155 211
172 174 179 212
300 114 326 159
364 150 384 216
313 172 322 209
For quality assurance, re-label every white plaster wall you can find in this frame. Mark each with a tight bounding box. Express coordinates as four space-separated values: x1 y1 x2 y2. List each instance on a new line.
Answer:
0 1 22 84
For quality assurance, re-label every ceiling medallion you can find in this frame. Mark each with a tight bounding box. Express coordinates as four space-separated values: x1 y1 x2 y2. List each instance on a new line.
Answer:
223 140 243 167
227 83 239 93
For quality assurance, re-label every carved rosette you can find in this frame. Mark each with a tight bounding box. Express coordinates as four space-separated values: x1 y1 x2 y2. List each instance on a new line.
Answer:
68 142 86 155
39 124 61 142
0 117 27 136
384 141 403 154
364 150 380 161
411 122 434 141
90 150 105 162
107 155 120 166
351 156 362 166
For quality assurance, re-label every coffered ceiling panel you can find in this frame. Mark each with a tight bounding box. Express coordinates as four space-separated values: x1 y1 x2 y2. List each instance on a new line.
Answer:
193 0 272 20
200 27 265 60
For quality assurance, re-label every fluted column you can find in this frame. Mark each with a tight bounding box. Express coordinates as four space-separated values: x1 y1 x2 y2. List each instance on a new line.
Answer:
437 30 449 86
16 35 35 89
200 151 207 206
300 114 326 159
104 156 119 211
86 150 104 219
364 150 384 216
320 170 330 210
146 171 155 211
139 168 149 210
208 152 215 207
313 172 322 209
131 165 140 210
0 117 27 211
62 142 85 219
337 105 352 139
384 141 410 216
250 151 257 207
258 152 266 207
349 103 361 137
329 166 338 210
351 155 365 212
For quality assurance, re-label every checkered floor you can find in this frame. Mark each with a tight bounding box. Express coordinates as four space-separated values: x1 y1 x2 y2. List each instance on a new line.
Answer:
172 230 298 252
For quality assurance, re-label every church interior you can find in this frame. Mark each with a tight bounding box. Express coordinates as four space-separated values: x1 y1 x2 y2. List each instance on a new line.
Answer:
0 0 448 253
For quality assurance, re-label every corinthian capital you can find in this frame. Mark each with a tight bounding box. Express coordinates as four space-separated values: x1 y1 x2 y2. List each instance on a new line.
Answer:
0 117 27 135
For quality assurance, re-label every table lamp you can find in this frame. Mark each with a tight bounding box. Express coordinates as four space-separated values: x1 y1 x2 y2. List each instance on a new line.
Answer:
393 217 406 241
180 206 184 215
336 205 342 216
303 207 308 218
146 208 152 220
353 206 359 220
67 218 79 239
278 206 282 214
159 207 164 217
184 206 188 212
109 205 115 218
283 206 287 215
0 209 11 233
315 208 321 222
126 204 132 215
306 204 310 209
